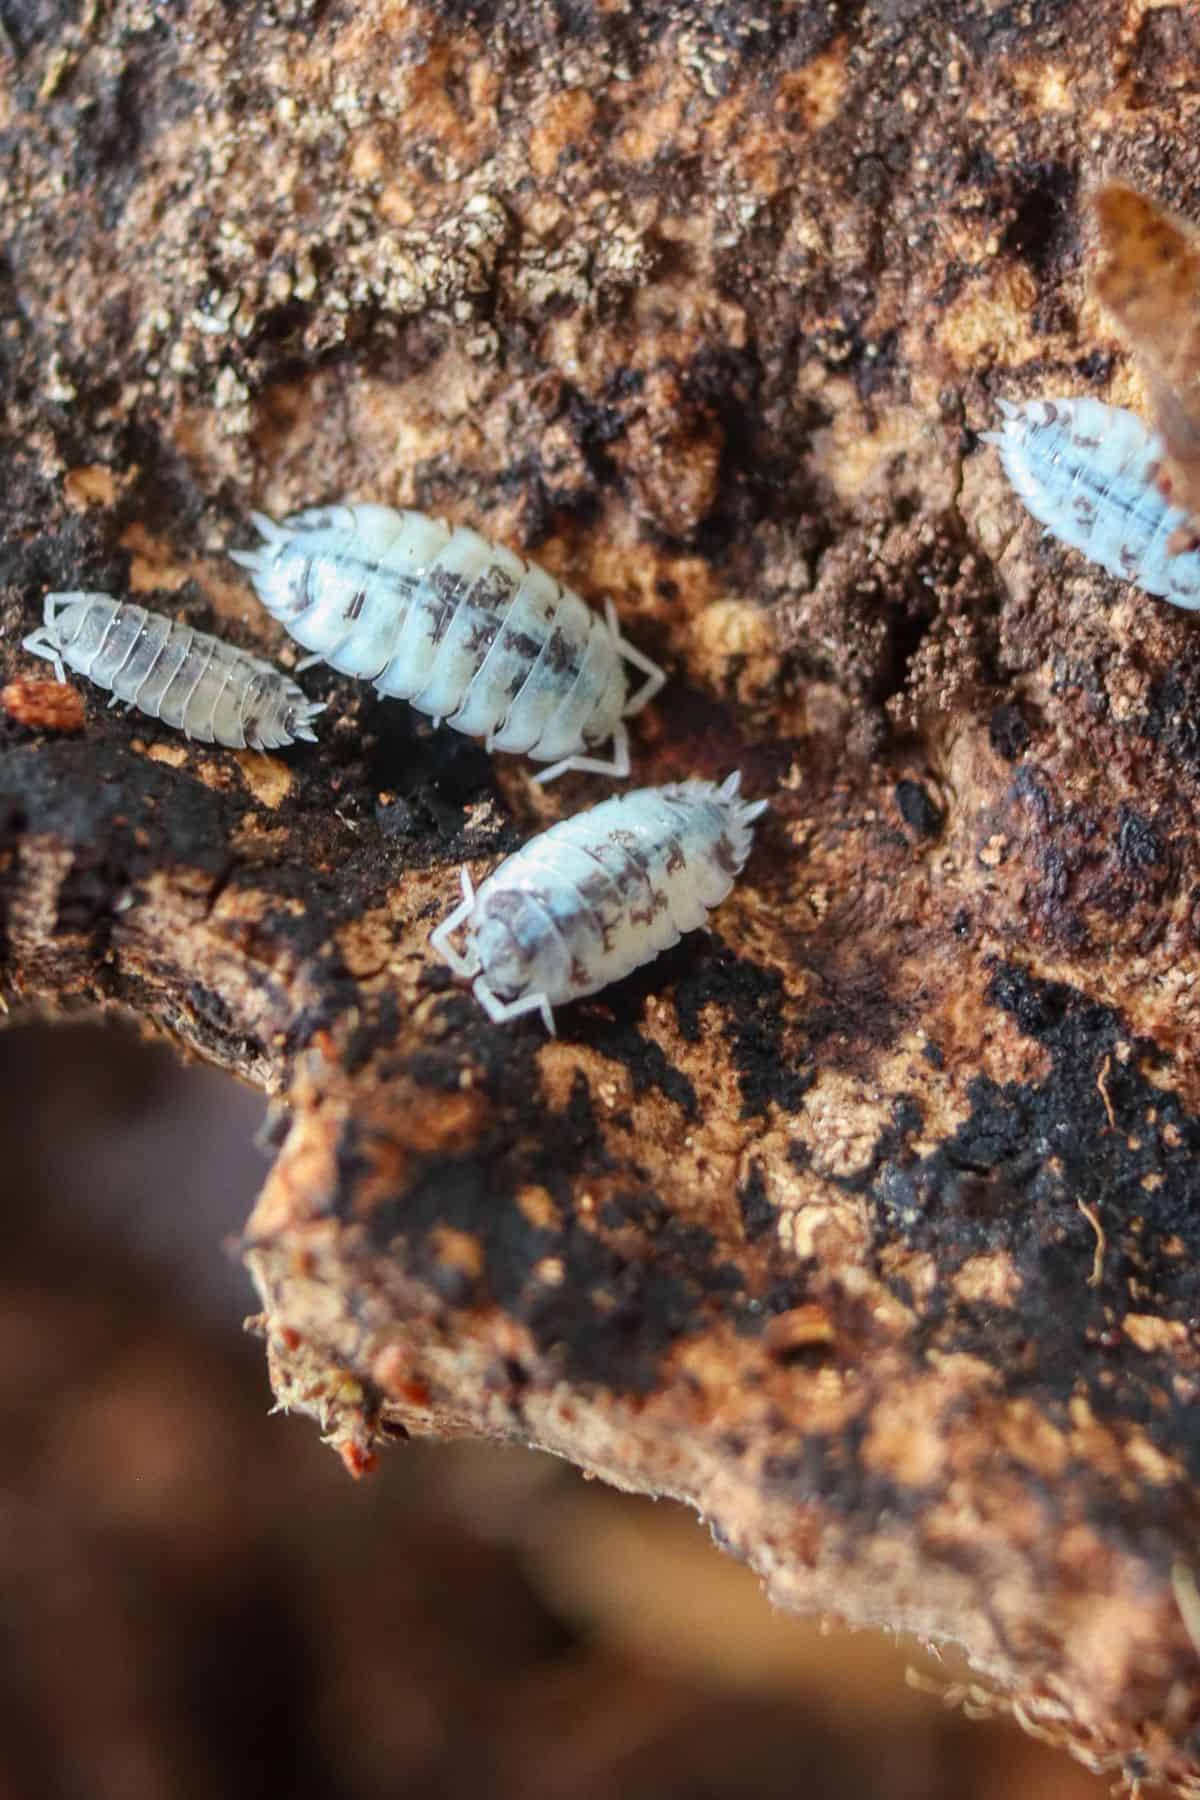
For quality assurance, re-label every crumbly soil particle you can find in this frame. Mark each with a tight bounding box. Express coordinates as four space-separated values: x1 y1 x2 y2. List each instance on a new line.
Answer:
5 1 1200 1787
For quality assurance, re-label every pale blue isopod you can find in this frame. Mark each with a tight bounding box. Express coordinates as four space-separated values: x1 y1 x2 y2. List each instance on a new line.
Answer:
430 773 767 1033
231 504 666 782
986 396 1200 607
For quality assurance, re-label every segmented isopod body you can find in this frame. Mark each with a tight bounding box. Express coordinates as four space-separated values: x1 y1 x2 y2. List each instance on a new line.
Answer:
987 397 1200 606
230 503 666 782
22 593 324 750
430 773 767 1033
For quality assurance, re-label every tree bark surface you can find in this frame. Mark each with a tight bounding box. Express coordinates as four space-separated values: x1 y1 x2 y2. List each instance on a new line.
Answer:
4 0 1200 1786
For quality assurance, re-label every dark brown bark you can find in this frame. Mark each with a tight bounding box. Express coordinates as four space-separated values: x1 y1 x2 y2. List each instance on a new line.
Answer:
5 0 1200 1787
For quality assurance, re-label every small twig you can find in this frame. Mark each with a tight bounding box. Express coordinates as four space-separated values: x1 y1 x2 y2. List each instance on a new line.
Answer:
37 45 75 103
1077 1199 1107 1288
1172 1561 1200 1659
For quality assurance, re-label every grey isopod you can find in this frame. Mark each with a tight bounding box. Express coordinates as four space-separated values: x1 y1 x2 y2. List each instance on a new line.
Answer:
22 592 324 750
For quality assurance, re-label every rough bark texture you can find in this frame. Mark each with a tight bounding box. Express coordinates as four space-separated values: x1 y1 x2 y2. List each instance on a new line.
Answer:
5 0 1200 1787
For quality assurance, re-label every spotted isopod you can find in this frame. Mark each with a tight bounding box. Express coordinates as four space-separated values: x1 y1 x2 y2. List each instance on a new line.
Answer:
430 772 767 1034
230 503 666 781
986 396 1200 606
22 593 325 750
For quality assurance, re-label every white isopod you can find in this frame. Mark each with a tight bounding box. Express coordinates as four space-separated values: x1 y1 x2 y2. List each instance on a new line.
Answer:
430 772 767 1033
22 593 325 750
230 503 666 781
986 396 1200 606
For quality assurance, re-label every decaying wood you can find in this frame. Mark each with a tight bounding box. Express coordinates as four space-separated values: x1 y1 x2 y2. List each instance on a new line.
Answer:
5 0 1200 1787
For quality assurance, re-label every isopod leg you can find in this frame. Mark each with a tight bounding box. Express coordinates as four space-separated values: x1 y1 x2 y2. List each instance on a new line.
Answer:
472 977 556 1037
532 720 631 786
605 597 666 715
429 866 481 977
294 652 325 673
21 629 66 683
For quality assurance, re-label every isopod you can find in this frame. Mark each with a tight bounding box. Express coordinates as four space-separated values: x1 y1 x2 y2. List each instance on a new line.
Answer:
22 593 325 750
986 397 1200 606
430 772 767 1033
230 504 666 781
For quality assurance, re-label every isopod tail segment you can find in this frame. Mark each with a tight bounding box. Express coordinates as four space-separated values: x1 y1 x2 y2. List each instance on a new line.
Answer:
717 767 769 820
977 397 1018 444
228 512 288 576
428 866 557 1036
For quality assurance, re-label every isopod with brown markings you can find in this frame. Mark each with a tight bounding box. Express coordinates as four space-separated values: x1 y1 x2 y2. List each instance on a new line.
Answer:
231 503 666 781
430 772 767 1033
22 592 325 750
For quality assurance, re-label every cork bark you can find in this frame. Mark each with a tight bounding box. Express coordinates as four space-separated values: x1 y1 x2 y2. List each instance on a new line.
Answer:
4 0 1200 1786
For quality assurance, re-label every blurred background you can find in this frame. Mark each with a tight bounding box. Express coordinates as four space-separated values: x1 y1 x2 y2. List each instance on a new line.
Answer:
0 1018 1107 1800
